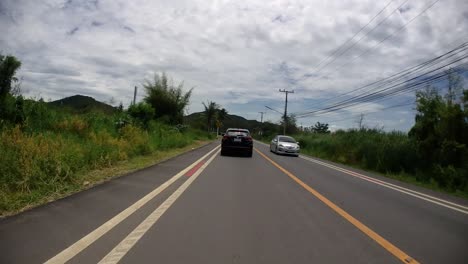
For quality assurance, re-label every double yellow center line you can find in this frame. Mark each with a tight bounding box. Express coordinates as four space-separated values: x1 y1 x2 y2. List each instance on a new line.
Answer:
255 149 419 264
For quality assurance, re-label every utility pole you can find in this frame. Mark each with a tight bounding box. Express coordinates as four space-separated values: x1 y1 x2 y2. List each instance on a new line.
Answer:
279 89 294 135
133 86 138 105
258 112 265 123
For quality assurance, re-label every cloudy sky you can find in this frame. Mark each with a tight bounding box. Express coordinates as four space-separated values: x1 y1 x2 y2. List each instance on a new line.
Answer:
1 0 467 131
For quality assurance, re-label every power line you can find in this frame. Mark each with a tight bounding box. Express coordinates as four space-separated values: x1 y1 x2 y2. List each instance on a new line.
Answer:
298 63 467 118
328 0 442 77
296 42 468 114
306 0 395 76
296 57 468 118
330 59 468 109
317 100 415 124
306 0 408 79
307 98 416 120
294 42 468 117
265 105 283 115
300 0 442 93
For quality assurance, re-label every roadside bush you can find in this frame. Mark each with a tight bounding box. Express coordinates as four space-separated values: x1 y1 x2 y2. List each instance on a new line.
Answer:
128 102 155 128
120 124 151 155
0 127 70 193
295 128 466 196
0 104 212 214
297 130 418 175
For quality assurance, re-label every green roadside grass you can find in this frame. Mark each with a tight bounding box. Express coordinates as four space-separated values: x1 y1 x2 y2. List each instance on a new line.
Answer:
256 137 468 200
0 99 218 217
0 139 213 217
298 148 468 200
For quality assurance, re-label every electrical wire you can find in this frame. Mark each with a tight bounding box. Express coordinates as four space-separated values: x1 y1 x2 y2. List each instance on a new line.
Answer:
316 100 416 124
293 43 468 117
326 0 442 77
265 105 283 115
295 42 468 115
295 58 468 118
305 0 395 76
306 0 409 79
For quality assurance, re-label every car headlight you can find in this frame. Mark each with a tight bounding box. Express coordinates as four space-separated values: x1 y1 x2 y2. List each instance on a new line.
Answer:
279 144 284 147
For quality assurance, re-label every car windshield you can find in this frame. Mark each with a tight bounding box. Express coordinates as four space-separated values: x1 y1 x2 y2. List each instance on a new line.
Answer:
279 136 296 143
227 130 249 137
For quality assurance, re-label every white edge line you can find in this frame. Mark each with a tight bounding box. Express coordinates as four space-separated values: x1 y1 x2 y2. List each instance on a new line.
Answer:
44 145 220 264
254 140 468 214
98 149 221 264
301 155 468 211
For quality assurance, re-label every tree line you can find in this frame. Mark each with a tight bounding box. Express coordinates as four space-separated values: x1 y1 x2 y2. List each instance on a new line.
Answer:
1 53 467 194
281 69 467 193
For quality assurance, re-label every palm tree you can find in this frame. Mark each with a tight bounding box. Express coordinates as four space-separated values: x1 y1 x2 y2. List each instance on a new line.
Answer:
216 108 228 135
202 101 219 132
217 108 228 123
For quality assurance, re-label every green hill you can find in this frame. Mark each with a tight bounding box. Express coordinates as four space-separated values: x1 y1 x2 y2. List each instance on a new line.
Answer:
184 112 279 135
49 95 116 114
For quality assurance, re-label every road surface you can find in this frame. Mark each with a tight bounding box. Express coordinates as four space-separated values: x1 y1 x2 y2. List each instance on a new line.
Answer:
1 141 467 264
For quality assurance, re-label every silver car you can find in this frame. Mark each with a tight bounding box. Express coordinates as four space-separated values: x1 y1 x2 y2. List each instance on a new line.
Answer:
270 135 300 156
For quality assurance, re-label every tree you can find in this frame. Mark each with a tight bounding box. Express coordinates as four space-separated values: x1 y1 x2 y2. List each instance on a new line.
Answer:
216 108 228 123
409 85 444 169
260 121 281 138
202 101 219 132
117 102 124 113
445 68 462 105
143 73 192 124
279 114 298 134
463 90 468 147
216 108 228 131
312 121 330 133
0 54 22 121
0 54 22 100
356 113 365 130
409 72 467 189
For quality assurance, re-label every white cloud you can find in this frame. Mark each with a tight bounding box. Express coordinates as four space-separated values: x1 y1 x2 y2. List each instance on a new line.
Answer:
1 0 467 131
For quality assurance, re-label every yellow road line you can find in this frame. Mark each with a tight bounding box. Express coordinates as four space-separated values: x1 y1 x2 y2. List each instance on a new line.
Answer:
255 148 419 264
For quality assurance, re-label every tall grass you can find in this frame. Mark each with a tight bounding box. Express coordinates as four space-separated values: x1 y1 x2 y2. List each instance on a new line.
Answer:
296 129 418 174
0 100 214 214
294 129 467 197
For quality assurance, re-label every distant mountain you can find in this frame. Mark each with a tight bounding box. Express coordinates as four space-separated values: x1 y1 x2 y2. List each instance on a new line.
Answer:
49 95 116 114
184 112 264 132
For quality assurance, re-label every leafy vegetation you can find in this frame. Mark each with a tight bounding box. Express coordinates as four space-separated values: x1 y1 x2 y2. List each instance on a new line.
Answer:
143 72 192 124
278 114 299 134
0 99 214 214
128 102 155 128
202 101 220 132
295 129 418 176
311 121 330 134
199 101 230 133
282 71 468 197
0 57 213 215
1 52 466 214
0 54 21 99
408 71 467 191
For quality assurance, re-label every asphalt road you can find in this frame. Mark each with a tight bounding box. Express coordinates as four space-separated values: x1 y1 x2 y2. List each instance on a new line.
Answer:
1 141 467 264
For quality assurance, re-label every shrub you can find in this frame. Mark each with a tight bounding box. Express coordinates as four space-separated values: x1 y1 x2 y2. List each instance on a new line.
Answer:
128 102 155 128
0 109 211 214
